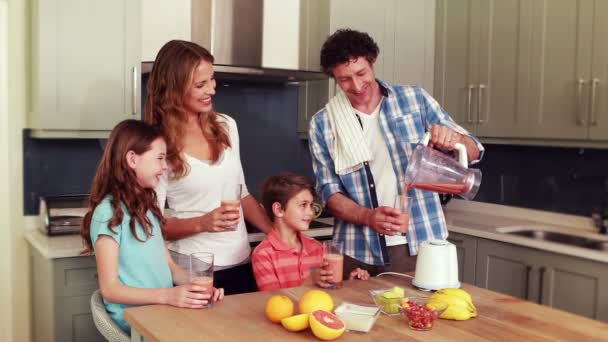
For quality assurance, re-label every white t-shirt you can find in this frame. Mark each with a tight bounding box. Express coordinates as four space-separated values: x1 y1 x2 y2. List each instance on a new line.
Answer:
155 114 251 267
355 102 407 246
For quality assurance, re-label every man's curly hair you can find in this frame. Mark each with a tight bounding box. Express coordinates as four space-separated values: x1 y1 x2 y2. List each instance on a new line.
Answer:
320 29 379 77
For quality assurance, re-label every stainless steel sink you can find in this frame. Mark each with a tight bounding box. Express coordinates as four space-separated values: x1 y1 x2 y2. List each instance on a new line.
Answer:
504 229 608 252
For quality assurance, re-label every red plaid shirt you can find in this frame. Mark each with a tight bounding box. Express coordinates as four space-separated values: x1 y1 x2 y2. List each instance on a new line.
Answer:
252 229 324 291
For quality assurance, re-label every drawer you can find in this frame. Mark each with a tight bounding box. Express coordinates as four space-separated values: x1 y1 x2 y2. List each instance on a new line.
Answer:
53 256 99 297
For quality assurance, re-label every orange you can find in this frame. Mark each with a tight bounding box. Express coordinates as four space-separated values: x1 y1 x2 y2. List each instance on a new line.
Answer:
280 313 310 332
265 295 295 323
309 310 345 340
298 290 334 314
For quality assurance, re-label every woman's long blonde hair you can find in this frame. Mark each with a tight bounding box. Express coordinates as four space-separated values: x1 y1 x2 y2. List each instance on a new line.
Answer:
144 40 231 179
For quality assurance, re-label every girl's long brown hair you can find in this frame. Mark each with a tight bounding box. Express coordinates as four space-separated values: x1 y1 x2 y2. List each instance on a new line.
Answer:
144 40 231 179
80 120 166 254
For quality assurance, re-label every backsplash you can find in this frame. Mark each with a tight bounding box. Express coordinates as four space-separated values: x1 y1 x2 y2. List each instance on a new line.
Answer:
22 78 608 217
472 144 608 217
23 78 314 214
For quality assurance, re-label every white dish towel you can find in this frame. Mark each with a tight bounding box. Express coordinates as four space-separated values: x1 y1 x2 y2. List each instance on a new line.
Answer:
326 91 372 175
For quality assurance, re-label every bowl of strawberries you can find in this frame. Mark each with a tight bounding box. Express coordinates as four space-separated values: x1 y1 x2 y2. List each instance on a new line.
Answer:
399 296 448 331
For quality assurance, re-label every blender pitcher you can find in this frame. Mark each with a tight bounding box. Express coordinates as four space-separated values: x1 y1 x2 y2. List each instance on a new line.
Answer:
404 133 481 200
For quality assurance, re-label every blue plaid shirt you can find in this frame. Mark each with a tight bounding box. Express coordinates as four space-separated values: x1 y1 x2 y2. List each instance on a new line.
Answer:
308 81 484 265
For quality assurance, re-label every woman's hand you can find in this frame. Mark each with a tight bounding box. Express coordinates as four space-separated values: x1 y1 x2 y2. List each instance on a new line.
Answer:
312 261 335 288
348 268 370 280
164 284 213 309
198 205 240 233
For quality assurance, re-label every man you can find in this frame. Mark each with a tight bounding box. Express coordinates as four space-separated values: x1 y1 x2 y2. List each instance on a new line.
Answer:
308 29 483 275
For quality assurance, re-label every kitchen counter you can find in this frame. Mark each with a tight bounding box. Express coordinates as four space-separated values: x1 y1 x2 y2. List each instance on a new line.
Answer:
24 228 87 259
125 274 608 341
25 200 608 262
23 216 335 259
444 199 608 263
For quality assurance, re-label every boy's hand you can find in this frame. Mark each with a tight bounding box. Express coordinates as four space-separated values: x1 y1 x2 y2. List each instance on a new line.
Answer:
211 287 225 302
348 268 370 280
312 261 335 288
165 284 213 309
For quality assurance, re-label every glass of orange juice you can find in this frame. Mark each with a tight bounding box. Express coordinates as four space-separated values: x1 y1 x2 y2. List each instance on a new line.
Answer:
189 252 214 308
220 183 243 230
393 195 412 236
323 241 344 289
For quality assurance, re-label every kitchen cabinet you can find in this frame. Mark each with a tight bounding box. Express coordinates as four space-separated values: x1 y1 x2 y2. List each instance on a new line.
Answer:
536 250 608 321
436 0 608 143
434 0 532 138
528 0 608 141
447 231 477 285
298 0 436 136
30 0 141 138
475 238 542 300
31 248 104 342
475 238 608 321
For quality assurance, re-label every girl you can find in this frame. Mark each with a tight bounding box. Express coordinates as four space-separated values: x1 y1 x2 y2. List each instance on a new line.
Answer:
81 119 224 334
144 40 273 294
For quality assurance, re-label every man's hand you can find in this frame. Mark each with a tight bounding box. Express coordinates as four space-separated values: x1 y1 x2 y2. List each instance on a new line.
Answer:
429 124 481 161
429 124 463 151
366 206 402 236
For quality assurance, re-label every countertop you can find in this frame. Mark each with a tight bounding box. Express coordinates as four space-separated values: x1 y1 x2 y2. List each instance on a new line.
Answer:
24 201 608 262
443 199 608 263
125 274 608 341
23 217 334 259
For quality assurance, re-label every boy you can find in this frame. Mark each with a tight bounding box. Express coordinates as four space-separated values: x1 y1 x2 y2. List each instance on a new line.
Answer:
252 173 368 291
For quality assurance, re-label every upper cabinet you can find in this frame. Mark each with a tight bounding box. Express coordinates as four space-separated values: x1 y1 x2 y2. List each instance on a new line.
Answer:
297 0 436 137
329 0 435 91
528 0 608 141
435 0 608 144
30 0 141 138
435 0 532 138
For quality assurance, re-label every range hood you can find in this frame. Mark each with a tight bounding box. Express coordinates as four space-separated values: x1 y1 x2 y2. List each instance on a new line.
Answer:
142 0 329 82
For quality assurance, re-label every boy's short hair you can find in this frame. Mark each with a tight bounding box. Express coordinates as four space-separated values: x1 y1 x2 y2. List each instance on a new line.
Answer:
261 173 316 221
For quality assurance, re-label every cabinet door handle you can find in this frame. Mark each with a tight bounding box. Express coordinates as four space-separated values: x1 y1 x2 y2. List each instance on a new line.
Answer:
132 66 138 116
589 78 600 126
577 78 586 125
538 266 546 304
466 84 475 123
525 266 533 300
477 84 486 123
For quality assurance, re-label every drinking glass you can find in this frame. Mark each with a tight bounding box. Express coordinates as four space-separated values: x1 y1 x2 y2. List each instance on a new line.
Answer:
220 183 243 230
189 252 214 308
322 241 344 289
393 195 412 235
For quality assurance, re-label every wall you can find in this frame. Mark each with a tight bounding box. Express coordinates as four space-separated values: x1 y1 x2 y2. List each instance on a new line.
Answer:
3 0 31 341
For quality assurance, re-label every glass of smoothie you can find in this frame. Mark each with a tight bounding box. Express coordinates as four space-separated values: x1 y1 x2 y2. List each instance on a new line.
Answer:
393 194 412 235
220 183 243 230
189 252 214 308
323 241 344 289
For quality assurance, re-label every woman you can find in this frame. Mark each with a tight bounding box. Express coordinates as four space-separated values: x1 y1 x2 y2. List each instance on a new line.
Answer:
144 40 272 294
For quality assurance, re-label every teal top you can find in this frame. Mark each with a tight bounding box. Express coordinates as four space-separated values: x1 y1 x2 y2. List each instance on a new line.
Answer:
90 196 173 334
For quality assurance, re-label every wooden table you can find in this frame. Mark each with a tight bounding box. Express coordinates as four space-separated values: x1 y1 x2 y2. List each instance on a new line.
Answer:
125 275 608 341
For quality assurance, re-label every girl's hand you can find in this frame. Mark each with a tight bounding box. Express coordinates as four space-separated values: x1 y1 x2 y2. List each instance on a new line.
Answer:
199 206 240 233
312 261 335 288
348 268 370 280
165 284 213 309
